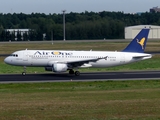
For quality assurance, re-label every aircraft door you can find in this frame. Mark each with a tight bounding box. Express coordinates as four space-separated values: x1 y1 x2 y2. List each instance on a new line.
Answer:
23 50 28 63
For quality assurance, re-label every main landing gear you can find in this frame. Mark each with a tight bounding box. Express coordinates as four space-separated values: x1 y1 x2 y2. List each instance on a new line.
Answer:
69 69 80 76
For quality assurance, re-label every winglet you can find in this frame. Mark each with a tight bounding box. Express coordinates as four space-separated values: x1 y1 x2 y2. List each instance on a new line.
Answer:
122 28 150 53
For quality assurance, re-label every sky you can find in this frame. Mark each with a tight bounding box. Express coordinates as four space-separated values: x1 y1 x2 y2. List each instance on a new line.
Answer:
0 0 160 14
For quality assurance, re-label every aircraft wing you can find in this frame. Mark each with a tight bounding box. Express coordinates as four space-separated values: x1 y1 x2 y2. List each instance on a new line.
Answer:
58 56 108 68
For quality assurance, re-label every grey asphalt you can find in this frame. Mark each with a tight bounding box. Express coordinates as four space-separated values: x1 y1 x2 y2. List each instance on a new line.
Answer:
0 71 160 83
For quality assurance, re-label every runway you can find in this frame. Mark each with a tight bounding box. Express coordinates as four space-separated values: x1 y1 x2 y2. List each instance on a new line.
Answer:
0 71 160 83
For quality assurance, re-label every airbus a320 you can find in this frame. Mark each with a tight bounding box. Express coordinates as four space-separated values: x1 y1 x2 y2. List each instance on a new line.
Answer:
4 28 152 76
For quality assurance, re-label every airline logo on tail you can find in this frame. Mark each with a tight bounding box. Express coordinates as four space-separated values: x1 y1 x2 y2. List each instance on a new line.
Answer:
137 37 146 49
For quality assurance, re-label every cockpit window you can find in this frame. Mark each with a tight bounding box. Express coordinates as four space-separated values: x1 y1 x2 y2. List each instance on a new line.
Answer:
10 54 18 57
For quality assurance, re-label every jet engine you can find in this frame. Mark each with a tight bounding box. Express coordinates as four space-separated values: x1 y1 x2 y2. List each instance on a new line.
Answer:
45 63 68 72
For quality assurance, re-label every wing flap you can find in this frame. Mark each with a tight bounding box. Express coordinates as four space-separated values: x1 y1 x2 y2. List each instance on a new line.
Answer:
47 56 108 68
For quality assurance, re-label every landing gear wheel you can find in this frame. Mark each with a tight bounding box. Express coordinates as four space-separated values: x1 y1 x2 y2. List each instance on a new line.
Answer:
69 69 75 74
75 71 80 76
22 72 26 76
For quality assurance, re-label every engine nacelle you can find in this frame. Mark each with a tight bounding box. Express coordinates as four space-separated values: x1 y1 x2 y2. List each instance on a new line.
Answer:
45 63 68 72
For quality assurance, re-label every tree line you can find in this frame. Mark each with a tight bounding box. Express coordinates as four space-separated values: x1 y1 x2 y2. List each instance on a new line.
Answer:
0 11 160 41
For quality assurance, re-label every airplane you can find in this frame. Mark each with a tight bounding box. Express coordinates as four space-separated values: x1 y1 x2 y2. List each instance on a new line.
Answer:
4 28 152 76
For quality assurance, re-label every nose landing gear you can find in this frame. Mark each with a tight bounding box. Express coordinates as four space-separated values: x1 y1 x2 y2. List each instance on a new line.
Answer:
22 66 26 76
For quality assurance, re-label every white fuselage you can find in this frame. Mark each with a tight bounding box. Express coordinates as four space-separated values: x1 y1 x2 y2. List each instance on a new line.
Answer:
4 50 152 68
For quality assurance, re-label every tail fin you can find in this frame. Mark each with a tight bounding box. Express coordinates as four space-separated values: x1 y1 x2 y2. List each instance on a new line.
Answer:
122 28 150 53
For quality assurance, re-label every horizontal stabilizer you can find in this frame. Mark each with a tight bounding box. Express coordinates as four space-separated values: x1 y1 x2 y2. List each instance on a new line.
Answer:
132 54 152 59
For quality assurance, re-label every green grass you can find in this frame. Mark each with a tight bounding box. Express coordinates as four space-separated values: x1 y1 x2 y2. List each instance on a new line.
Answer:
0 81 160 120
1 41 160 54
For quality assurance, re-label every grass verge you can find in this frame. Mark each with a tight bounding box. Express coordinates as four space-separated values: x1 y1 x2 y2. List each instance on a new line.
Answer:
0 81 160 120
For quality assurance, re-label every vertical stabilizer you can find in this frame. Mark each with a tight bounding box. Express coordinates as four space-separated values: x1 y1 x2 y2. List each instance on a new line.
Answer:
122 29 150 53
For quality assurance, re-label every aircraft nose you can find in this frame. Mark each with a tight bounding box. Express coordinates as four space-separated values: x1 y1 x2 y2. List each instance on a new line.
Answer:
4 57 11 64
